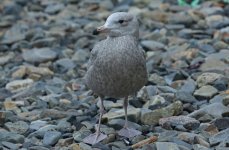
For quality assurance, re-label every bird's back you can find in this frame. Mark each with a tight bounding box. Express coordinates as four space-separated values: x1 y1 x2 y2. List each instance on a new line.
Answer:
85 35 147 98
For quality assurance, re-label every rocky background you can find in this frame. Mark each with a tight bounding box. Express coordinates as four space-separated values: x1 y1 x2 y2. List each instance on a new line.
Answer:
0 0 229 150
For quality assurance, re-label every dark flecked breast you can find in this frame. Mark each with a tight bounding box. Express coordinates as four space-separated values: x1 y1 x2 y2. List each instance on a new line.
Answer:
85 35 147 98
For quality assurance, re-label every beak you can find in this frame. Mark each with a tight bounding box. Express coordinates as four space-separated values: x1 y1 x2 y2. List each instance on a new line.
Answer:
93 25 109 35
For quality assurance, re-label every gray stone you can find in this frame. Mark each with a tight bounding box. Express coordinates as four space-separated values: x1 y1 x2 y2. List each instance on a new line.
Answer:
1 141 19 150
141 40 166 51
141 101 183 125
0 131 24 143
178 132 205 145
188 103 229 119
200 58 228 72
209 128 229 145
73 129 91 142
179 78 196 94
176 91 197 103
0 52 14 65
72 49 89 62
212 118 229 130
4 121 29 135
143 95 166 109
159 116 200 130
103 107 141 123
22 48 57 63
156 142 180 150
1 23 27 44
57 120 72 132
193 144 209 150
30 120 48 130
108 119 141 130
194 85 218 99
196 72 225 87
54 58 76 72
43 131 62 146
148 73 166 86
45 3 64 14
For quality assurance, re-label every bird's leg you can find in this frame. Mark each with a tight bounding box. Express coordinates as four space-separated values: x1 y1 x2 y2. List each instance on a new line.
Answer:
83 97 107 145
118 96 142 138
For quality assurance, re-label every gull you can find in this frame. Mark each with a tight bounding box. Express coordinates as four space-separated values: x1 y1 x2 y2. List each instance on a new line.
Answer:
83 12 147 145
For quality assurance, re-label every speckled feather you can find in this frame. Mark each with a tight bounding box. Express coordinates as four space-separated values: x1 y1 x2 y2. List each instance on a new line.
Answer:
85 12 147 98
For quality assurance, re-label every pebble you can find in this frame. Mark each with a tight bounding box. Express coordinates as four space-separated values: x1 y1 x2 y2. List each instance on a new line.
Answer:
5 78 34 93
159 116 200 130
209 128 229 146
156 142 180 150
188 103 229 119
22 48 57 63
4 121 29 135
0 131 25 143
43 131 62 146
141 101 183 125
194 85 218 100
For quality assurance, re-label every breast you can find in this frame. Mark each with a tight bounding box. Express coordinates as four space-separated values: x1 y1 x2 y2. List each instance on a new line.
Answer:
85 36 147 98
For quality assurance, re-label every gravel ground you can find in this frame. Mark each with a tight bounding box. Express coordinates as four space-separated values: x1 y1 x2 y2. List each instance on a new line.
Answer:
0 0 229 150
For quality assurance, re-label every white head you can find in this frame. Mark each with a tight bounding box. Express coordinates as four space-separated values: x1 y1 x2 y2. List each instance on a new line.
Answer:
94 12 139 38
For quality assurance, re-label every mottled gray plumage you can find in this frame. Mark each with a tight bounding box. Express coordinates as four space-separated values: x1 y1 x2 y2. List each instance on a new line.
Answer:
85 13 147 98
83 12 147 145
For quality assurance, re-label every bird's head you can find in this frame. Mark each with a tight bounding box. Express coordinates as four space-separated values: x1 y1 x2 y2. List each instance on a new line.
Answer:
93 12 139 38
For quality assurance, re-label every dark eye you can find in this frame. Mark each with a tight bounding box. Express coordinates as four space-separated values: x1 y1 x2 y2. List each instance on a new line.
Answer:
118 20 124 24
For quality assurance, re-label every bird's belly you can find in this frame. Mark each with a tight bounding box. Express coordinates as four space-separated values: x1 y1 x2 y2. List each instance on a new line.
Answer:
86 55 147 98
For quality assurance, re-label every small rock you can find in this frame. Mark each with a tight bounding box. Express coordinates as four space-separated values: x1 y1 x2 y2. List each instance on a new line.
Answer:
176 91 197 103
0 52 14 65
141 101 183 125
1 23 27 44
72 49 89 62
209 128 229 145
5 79 34 93
103 107 141 122
159 116 200 130
200 58 228 72
178 132 205 145
54 58 76 72
188 103 229 119
0 131 24 143
156 142 180 150
3 101 19 111
22 48 57 63
179 78 196 94
196 72 225 87
73 129 91 142
108 119 141 130
30 120 48 130
212 118 229 130
148 73 166 86
194 85 218 100
43 131 62 146
141 40 166 51
4 121 29 135
45 3 65 14
1 141 19 150
193 144 209 150
144 95 166 110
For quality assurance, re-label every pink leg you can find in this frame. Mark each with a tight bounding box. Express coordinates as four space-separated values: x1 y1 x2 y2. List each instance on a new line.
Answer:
118 96 141 138
83 97 107 145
